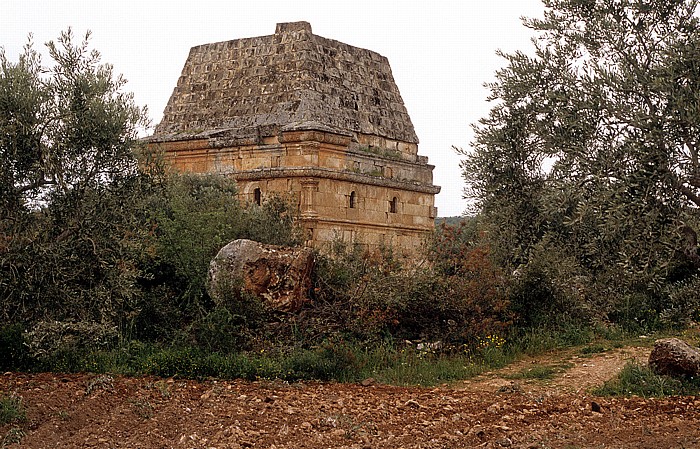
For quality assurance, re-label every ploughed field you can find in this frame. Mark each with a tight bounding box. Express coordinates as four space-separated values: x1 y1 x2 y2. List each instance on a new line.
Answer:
2 346 699 449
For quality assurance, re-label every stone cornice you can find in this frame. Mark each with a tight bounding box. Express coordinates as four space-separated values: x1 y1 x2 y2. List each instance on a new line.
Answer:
301 215 434 234
228 167 441 194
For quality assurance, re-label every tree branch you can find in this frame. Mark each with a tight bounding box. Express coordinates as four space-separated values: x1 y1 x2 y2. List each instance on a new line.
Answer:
17 177 55 193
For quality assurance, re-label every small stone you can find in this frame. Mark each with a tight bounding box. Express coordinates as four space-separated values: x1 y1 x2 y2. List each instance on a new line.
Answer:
591 401 602 413
496 437 513 447
469 425 484 435
360 378 376 387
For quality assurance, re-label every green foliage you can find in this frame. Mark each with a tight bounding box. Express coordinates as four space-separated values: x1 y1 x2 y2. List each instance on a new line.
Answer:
594 360 700 397
461 0 700 329
284 340 362 381
580 343 609 355
10 338 508 386
659 275 700 328
241 194 303 247
366 350 496 387
24 320 118 361
146 173 245 316
134 172 300 342
0 395 26 425
309 232 512 348
508 324 595 356
507 239 595 328
0 324 30 371
191 302 265 353
0 29 152 327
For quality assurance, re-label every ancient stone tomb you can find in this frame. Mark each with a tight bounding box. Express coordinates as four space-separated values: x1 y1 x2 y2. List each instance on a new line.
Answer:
147 21 440 254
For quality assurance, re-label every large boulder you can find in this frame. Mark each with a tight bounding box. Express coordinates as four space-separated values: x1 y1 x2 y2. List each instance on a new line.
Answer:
207 239 314 313
648 338 700 378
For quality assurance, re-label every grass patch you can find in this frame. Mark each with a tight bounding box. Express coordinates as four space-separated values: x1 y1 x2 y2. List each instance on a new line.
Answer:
579 343 609 355
359 350 495 386
0 395 26 425
593 361 700 397
508 325 595 356
22 340 515 387
12 322 654 386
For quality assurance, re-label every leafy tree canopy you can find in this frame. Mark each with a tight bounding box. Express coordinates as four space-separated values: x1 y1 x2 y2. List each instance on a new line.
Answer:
462 0 700 293
0 29 151 324
1 29 147 216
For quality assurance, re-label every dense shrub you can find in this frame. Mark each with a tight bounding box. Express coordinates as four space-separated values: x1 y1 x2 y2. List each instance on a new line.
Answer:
191 300 266 353
0 324 30 371
24 320 119 361
660 275 700 329
506 239 594 328
308 228 512 349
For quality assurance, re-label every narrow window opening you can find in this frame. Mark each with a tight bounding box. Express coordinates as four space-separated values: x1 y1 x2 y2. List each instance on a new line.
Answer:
253 187 261 206
349 191 356 209
389 196 398 213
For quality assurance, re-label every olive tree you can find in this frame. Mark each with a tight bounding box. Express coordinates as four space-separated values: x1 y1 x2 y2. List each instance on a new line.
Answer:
0 29 151 325
461 0 700 326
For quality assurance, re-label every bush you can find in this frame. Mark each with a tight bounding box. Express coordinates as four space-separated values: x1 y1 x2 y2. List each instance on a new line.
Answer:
310 232 512 349
0 324 30 371
506 239 595 329
284 340 361 381
192 304 264 353
146 173 247 315
660 275 700 329
134 174 301 344
24 320 118 361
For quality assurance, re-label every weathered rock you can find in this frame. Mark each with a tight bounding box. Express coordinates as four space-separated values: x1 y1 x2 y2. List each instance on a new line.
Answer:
648 338 700 377
208 239 314 313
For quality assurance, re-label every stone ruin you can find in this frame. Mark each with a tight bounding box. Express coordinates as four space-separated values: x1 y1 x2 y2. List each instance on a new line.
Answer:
147 21 440 255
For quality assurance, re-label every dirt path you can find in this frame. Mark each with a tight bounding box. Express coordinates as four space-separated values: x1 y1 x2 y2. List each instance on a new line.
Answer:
2 345 699 449
463 345 651 396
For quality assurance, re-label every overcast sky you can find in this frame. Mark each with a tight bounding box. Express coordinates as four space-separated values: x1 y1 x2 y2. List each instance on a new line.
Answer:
2 0 546 217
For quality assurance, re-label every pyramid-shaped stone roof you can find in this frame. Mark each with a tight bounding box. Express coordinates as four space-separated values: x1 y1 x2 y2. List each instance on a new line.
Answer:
153 22 418 144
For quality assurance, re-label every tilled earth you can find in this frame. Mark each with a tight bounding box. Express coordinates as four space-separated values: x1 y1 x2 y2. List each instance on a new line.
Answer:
2 346 700 449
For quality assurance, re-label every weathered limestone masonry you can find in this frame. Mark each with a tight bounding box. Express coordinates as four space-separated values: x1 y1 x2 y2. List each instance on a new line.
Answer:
147 21 440 254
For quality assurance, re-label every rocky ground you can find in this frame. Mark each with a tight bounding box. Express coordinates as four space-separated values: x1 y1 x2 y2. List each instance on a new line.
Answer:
2 345 700 449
